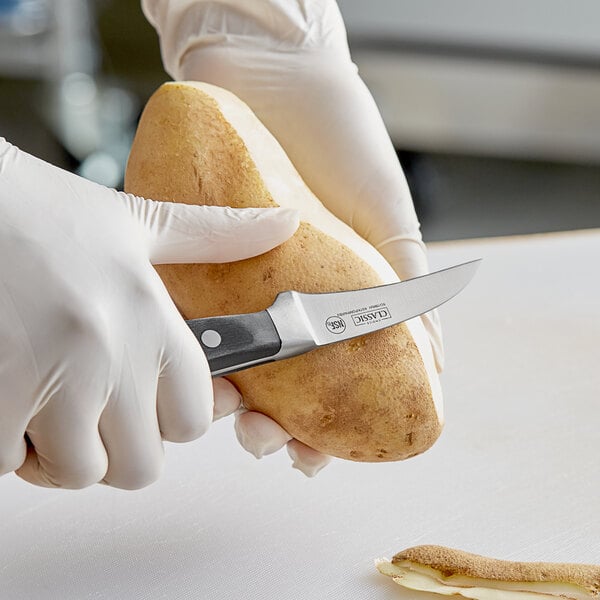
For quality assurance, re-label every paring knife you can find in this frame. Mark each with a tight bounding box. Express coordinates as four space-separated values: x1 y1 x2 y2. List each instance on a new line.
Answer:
187 259 480 376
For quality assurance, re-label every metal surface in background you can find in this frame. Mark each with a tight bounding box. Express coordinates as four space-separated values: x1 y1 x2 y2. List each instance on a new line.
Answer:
338 0 600 164
338 0 600 65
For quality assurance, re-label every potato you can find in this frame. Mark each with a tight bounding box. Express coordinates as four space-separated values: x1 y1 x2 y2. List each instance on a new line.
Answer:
124 81 442 461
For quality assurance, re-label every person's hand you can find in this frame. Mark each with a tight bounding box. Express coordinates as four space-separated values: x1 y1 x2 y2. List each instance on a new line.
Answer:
0 138 298 489
143 0 442 476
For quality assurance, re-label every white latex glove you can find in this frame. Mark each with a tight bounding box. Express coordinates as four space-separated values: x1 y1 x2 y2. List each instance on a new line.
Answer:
142 0 442 476
0 138 299 489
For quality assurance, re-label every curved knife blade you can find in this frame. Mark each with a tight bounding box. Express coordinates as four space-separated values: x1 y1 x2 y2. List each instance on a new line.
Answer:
187 259 481 376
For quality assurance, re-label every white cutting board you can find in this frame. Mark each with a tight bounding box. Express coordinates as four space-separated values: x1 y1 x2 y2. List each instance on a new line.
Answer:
1 230 599 599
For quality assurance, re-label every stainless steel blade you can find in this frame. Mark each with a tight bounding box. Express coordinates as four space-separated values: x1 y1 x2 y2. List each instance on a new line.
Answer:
266 259 480 358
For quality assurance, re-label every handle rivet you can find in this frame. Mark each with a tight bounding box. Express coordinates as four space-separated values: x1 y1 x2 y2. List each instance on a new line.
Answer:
201 329 222 348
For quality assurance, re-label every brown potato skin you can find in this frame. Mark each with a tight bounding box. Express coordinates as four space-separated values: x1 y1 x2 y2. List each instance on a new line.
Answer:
392 545 600 592
124 83 440 461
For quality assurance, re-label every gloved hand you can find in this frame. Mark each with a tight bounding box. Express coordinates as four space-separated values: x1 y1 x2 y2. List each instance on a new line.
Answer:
143 0 443 476
0 138 299 489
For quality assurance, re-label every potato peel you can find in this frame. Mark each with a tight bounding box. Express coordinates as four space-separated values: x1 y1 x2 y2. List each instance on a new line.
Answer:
376 545 600 600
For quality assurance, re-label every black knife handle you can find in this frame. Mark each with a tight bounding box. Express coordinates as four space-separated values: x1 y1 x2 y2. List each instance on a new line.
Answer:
186 310 282 376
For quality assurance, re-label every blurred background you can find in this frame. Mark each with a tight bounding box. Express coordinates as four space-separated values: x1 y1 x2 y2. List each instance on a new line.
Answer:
1 0 599 242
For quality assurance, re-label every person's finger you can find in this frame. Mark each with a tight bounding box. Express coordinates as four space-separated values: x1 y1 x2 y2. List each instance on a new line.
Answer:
16 388 108 489
234 410 292 458
122 195 299 265
287 439 331 477
156 314 214 442
212 377 242 421
99 352 164 491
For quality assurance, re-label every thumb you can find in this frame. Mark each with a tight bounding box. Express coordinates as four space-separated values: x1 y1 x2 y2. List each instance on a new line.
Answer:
124 194 299 264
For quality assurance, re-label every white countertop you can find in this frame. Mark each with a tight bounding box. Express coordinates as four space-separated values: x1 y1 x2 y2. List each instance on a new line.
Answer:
2 230 599 599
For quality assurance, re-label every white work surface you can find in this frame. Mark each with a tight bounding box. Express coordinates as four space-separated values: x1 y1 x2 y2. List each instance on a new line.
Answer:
2 230 600 599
